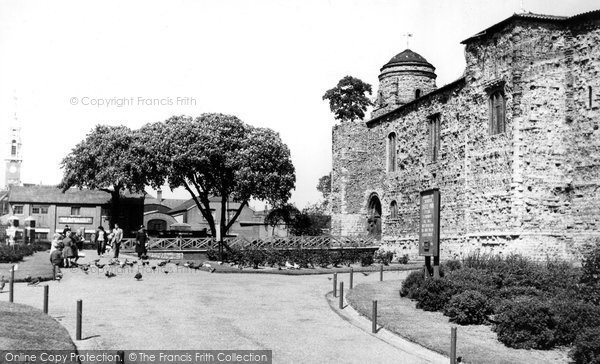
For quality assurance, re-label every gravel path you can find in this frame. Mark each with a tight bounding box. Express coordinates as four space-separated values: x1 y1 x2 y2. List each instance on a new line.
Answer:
1 254 438 364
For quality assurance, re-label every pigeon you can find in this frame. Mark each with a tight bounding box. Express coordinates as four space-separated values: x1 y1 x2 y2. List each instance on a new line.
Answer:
327 277 332 281
157 261 167 267
105 271 116 278
361 272 370 276
134 272 142 280
96 263 106 269
204 263 211 268
93 258 100 263
81 265 90 273
28 277 41 286
183 262 191 268
217 261 223 266
164 271 169 274
293 263 300 270
151 266 157 271
174 262 180 266
24 275 32 282
119 262 126 268
285 261 294 269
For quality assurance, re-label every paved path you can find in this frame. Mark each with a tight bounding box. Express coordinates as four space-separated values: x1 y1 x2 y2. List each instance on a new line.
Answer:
1 255 440 364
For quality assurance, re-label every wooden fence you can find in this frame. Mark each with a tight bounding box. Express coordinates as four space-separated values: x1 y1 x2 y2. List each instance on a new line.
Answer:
120 235 378 252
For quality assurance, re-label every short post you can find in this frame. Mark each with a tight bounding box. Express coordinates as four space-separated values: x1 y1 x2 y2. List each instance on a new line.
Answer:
349 268 354 289
333 273 337 297
53 265 57 280
116 350 125 363
43 285 49 314
379 264 383 281
450 327 457 364
339 282 344 309
9 265 15 303
76 299 83 340
433 255 440 279
372 300 378 333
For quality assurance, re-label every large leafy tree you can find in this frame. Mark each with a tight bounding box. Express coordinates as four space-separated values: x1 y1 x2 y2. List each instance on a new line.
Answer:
59 125 146 229
322 75 373 122
139 113 296 257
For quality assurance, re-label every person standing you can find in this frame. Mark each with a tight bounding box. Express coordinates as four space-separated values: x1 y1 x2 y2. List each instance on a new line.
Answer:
95 226 107 256
135 225 148 259
113 223 123 258
62 232 75 268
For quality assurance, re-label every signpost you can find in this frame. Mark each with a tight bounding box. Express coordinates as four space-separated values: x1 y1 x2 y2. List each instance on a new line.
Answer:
419 189 441 279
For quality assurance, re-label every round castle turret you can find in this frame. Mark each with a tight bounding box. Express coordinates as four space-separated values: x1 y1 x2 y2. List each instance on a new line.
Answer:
374 49 437 117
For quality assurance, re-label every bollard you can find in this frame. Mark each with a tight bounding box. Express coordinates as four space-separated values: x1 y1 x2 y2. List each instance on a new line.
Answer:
380 264 383 281
116 350 125 364
9 265 15 303
349 268 353 289
339 282 344 309
76 300 83 340
450 327 457 364
53 265 57 280
372 300 378 333
333 273 337 297
43 285 49 314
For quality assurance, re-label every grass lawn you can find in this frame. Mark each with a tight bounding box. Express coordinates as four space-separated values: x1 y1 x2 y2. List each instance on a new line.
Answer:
346 280 571 364
0 301 77 351
0 251 57 282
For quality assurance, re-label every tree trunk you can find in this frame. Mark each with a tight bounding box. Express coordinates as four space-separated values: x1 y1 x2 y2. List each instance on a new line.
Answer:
219 197 227 261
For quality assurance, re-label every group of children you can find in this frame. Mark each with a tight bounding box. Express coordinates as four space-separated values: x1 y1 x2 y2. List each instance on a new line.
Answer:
49 225 84 270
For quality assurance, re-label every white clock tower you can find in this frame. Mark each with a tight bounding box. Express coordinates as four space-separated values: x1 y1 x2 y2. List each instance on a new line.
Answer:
5 126 22 188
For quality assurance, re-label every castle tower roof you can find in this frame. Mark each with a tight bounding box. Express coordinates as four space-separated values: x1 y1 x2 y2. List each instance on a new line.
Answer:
381 49 433 71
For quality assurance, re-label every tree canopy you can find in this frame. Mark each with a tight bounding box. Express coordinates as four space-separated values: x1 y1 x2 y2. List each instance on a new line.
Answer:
139 113 296 243
322 75 373 122
59 125 147 228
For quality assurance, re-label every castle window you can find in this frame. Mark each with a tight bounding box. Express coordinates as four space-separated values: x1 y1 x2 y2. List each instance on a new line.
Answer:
489 90 506 135
387 132 397 172
71 206 81 216
415 89 421 99
390 200 398 219
11 140 16 156
589 86 593 108
428 114 441 162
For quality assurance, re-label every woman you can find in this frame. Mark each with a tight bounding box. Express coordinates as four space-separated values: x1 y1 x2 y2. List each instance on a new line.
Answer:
62 232 75 268
49 233 62 255
95 226 107 256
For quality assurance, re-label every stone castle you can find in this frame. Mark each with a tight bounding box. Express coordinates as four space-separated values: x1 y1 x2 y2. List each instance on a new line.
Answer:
331 10 600 261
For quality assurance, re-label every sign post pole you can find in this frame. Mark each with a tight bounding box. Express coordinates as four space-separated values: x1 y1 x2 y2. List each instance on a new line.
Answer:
419 189 440 279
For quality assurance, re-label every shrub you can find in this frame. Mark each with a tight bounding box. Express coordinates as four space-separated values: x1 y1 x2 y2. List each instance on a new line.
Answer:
0 244 37 263
400 270 424 298
414 278 455 312
494 297 555 349
581 244 600 286
578 284 600 305
374 249 394 265
446 267 497 297
397 254 409 264
244 248 265 269
570 326 600 364
444 290 492 325
343 248 360 267
330 250 343 267
551 299 600 346
314 249 331 268
359 252 374 266
444 259 462 272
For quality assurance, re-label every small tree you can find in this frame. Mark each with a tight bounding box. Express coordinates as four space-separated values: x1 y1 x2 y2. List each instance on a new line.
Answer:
140 114 296 259
59 125 146 229
322 76 373 122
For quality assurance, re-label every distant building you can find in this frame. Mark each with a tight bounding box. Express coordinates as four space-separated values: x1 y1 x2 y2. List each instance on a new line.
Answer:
166 197 287 239
4 126 23 188
143 190 187 232
1 185 144 241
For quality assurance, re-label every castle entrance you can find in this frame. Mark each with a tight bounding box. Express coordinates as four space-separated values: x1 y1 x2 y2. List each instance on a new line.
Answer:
367 194 382 239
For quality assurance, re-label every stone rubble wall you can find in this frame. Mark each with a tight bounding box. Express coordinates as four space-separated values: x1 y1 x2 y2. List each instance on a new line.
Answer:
331 16 600 262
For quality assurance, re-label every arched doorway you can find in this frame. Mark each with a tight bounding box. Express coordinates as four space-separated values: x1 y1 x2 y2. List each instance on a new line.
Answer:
367 194 382 239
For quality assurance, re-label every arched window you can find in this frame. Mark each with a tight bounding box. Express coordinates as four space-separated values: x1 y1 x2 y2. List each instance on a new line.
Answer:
589 86 593 109
367 194 382 238
390 200 398 219
387 132 396 172
148 219 167 231
11 140 16 156
489 90 506 135
415 89 421 99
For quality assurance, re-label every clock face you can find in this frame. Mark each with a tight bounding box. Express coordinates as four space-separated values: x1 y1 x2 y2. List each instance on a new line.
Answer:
9 165 17 174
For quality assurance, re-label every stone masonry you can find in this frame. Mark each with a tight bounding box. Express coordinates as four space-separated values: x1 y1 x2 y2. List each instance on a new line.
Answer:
331 11 600 261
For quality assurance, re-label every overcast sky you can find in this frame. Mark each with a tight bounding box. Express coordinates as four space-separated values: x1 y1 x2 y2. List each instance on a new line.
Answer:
1 0 598 208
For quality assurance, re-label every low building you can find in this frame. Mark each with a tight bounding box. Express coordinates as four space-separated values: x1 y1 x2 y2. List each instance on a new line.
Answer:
167 197 287 239
1 185 144 241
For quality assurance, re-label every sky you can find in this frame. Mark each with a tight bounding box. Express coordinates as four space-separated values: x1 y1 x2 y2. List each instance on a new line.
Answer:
1 0 598 209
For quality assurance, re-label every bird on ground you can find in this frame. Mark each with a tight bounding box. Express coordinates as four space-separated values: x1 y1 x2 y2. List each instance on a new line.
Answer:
105 271 116 278
174 262 180 266
80 265 90 273
204 263 211 268
183 262 191 268
24 275 32 282
27 277 41 286
164 271 169 274
293 263 300 270
96 263 106 269
151 266 157 271
327 277 332 281
134 272 142 281
119 261 126 268
361 272 370 276
157 261 167 267
285 261 294 269
93 258 100 263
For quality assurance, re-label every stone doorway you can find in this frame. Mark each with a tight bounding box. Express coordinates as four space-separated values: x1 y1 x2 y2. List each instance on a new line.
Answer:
367 194 382 239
